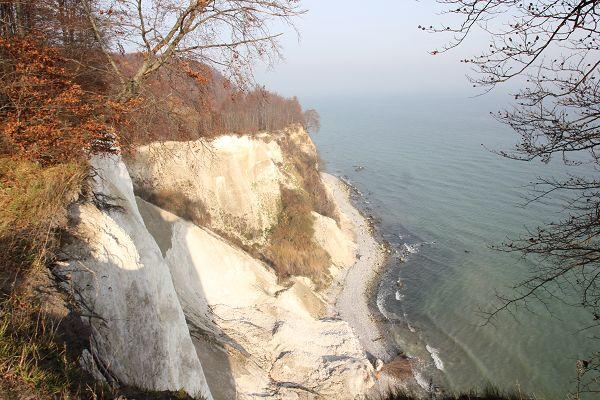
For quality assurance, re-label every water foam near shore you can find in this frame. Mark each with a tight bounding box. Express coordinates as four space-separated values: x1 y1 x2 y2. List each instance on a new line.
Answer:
323 173 446 394
323 161 496 395
309 94 597 398
323 169 496 396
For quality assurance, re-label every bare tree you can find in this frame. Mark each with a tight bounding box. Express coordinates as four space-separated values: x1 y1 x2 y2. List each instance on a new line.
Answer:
0 1 96 47
425 0 600 395
83 0 304 99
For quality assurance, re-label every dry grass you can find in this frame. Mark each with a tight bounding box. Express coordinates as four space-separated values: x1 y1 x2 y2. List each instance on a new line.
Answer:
276 134 338 222
0 296 103 399
0 158 86 292
0 159 85 235
372 387 534 400
0 157 99 398
135 186 211 227
266 188 331 287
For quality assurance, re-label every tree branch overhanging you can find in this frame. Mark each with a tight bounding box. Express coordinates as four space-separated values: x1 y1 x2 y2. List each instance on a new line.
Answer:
429 1 600 395
83 0 304 100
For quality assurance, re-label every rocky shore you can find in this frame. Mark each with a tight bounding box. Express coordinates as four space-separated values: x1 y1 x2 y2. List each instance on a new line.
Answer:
323 173 415 396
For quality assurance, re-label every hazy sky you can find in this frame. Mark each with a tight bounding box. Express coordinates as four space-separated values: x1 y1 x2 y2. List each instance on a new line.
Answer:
255 0 488 99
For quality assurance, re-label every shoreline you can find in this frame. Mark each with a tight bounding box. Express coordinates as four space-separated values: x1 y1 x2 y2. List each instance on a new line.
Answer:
321 173 409 392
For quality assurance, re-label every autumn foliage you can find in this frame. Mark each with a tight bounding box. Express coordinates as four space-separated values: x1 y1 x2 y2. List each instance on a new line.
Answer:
117 55 314 146
0 37 121 165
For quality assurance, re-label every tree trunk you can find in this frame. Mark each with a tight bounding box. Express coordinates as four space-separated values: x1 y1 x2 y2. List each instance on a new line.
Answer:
14 1 24 37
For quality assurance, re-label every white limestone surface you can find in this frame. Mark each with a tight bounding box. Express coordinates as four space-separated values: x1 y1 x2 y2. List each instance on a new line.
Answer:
60 155 213 399
127 134 285 246
136 199 376 400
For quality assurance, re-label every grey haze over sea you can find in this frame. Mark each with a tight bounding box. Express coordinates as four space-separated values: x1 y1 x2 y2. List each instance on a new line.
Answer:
309 94 597 398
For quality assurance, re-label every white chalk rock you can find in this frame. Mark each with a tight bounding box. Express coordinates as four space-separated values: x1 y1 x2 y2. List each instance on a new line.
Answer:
136 200 376 399
61 155 213 399
312 212 357 268
127 134 285 246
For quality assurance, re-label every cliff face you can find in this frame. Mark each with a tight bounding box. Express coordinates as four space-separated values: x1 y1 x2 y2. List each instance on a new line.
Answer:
58 155 213 399
60 127 375 399
127 134 285 247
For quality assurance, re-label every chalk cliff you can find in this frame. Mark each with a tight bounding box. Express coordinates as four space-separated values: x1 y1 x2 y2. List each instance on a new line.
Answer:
58 155 213 399
59 127 378 399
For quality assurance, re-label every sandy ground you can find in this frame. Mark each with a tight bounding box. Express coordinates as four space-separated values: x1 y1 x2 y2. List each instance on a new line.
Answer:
321 173 397 361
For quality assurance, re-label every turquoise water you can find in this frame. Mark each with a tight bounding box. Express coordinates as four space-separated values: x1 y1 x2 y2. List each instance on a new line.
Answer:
309 94 597 398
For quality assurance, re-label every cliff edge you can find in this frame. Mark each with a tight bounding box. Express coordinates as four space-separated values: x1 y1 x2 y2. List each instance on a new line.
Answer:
58 126 385 399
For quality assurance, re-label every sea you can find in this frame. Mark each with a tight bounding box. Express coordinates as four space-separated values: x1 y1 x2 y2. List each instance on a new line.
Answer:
308 93 598 399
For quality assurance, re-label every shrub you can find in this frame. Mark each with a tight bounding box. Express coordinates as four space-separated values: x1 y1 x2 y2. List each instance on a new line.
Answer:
266 188 331 287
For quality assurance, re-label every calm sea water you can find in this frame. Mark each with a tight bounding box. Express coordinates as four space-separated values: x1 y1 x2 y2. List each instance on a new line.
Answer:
309 94 597 398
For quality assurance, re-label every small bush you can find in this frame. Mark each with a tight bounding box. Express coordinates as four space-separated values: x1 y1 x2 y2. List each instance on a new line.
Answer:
266 188 331 286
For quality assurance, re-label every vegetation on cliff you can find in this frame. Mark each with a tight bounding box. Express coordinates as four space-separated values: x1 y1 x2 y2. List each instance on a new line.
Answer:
2 0 581 398
266 188 332 287
376 387 533 400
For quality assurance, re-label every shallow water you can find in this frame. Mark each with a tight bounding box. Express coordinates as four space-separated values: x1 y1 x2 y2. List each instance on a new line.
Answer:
309 94 597 398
